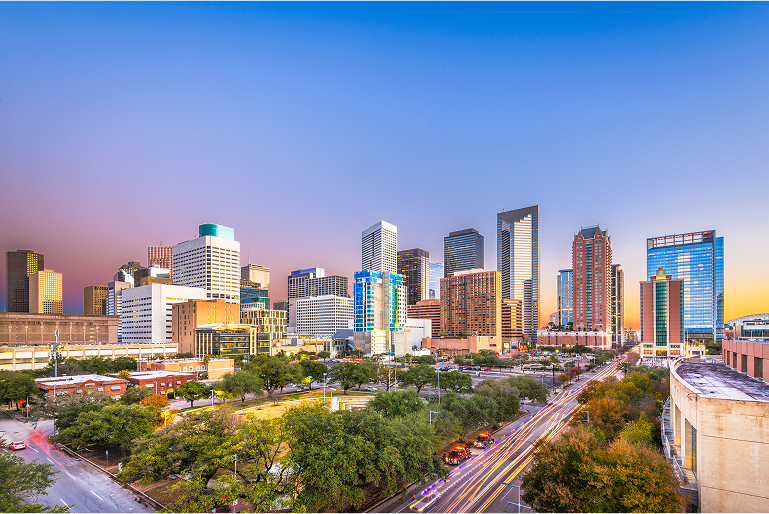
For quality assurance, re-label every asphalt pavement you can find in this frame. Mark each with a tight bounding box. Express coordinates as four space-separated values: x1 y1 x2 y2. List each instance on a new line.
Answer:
0 412 155 513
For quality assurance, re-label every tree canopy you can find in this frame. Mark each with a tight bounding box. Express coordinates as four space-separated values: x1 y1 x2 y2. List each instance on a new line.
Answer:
0 443 68 513
220 371 263 404
175 380 211 408
398 364 437 393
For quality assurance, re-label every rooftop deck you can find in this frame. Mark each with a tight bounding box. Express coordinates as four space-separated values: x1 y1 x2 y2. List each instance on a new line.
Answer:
677 362 769 401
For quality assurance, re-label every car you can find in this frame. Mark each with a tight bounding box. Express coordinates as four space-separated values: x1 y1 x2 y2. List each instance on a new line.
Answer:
473 432 495 448
365 386 377 392
9 441 26 451
483 367 492 371
444 445 471 465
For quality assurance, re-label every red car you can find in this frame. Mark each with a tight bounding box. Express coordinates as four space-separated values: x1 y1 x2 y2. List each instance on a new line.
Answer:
444 445 471 465
483 367 492 371
9 441 26 450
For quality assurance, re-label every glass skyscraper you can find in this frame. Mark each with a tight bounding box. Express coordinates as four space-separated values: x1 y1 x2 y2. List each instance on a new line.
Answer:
646 230 724 343
444 229 484 277
429 262 444 299
353 270 406 332
198 223 235 241
557 269 573 327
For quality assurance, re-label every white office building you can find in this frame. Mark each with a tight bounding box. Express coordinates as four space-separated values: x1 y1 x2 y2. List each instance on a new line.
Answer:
362 221 398 274
173 225 240 304
107 280 132 343
290 295 354 339
121 284 208 343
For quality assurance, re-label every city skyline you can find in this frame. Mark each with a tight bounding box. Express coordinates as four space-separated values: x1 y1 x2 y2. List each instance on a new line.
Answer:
1 3 768 327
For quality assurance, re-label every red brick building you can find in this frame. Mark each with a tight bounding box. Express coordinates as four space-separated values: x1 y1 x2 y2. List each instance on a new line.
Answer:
408 299 442 334
109 370 198 396
35 374 128 398
536 330 612 350
573 226 612 333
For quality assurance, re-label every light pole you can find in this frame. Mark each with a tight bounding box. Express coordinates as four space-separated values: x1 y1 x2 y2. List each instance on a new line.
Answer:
429 411 439 424
232 454 237 477
501 482 522 513
323 373 327 405
437 370 441 404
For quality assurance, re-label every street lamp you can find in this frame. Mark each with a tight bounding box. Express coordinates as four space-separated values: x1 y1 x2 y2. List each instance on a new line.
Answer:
501 482 522 513
323 373 328 405
436 370 442 404
232 454 237 477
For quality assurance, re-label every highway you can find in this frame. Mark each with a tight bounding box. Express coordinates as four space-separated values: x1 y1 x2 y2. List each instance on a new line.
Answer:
373 358 625 513
0 412 155 513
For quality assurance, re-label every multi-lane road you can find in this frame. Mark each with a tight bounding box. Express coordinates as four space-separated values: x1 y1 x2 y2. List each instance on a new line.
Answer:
374 357 625 513
0 412 154 513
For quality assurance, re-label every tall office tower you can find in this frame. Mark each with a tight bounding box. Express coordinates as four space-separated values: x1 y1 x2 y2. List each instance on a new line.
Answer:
353 271 406 332
397 248 430 305
84 285 108 315
362 221 398 273
501 299 524 344
440 269 502 339
173 299 238 355
647 230 724 344
5 250 44 312
407 299 442 334
121 284 209 343
293 295 354 339
28 270 63 314
557 269 573 327
307 276 349 297
240 280 270 309
148 246 173 279
287 268 325 299
241 264 270 293
497 206 540 339
640 268 684 359
444 229 484 278
611 264 624 347
173 224 240 304
429 262 444 299
107 281 132 342
572 225 612 333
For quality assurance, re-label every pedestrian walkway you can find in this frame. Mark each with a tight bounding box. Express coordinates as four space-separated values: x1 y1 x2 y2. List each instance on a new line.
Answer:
661 398 698 510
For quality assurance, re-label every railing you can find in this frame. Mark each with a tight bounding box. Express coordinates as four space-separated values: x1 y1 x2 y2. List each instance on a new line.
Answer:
661 397 688 486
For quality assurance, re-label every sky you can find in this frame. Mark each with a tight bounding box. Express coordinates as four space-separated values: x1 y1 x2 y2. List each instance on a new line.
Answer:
1 2 768 329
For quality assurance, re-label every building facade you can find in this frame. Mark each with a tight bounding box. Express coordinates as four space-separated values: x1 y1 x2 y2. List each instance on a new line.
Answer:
407 299 442 335
5 250 44 313
273 300 288 313
114 370 198 396
611 264 624 347
444 229 484 278
429 262 444 299
84 285 108 315
287 268 325 299
172 299 238 355
292 295 354 339
640 268 685 359
397 248 430 305
106 280 132 342
0 312 118 346
353 270 407 332
307 275 349 298
362 221 398 274
557 269 573 328
536 329 613 351
28 270 63 314
241 264 270 292
440 269 502 339
121 284 209 343
572 226 612 333
727 314 769 341
239 306 287 341
36 375 128 399
173 224 240 304
240 280 270 308
137 357 234 380
497 206 540 339
1 342 175 371
148 246 173 279
195 324 264 358
502 299 524 346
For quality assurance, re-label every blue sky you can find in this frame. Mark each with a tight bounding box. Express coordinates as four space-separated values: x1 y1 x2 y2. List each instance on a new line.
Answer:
1 2 768 325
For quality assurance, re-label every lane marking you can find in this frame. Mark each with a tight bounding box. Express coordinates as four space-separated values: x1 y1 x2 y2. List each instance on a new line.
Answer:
91 490 103 500
60 499 67 506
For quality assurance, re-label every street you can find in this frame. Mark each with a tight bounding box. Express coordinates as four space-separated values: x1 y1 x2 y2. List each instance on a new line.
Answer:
0 412 155 513
372 358 624 513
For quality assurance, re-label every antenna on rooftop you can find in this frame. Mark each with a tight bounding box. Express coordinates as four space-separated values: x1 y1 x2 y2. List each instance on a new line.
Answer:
249 234 251 264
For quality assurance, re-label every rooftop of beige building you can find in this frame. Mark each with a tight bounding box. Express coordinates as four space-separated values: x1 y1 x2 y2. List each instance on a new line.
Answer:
677 362 769 401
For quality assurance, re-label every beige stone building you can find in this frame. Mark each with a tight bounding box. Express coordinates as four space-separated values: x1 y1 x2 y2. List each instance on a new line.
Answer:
137 357 234 380
172 299 238 355
667 358 769 512
1 342 177 371
84 285 108 315
29 270 62 314
0 312 118 346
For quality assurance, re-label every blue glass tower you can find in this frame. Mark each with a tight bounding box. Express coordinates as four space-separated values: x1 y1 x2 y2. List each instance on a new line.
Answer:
646 230 724 343
199 224 235 241
444 229 484 277
557 269 573 327
429 262 444 299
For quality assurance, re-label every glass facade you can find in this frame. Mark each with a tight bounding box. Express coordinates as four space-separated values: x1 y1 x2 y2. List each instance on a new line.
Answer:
195 325 255 357
353 270 406 332
647 231 724 343
557 269 573 327
444 229 484 278
198 223 235 241
429 262 444 299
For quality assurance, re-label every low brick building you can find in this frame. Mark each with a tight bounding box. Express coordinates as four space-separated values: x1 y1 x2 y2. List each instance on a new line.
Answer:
137 358 234 380
421 335 499 356
110 370 198 397
35 374 128 398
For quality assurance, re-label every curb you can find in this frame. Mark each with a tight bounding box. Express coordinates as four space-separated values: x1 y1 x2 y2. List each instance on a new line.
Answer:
54 443 164 511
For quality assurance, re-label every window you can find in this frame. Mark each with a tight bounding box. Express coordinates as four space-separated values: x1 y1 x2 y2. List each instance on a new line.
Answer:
111 386 121 391
146 384 154 388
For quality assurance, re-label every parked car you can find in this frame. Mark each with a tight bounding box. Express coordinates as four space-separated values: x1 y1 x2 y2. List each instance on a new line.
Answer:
365 386 377 392
444 445 471 465
9 441 26 451
483 367 492 371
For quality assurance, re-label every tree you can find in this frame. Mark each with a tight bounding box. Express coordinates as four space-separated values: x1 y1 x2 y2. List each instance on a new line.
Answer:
248 356 302 397
435 370 472 394
298 360 329 391
0 439 69 513
506 375 548 403
373 366 398 391
220 371 263 404
415 355 436 365
368 390 425 418
53 403 155 456
558 373 571 386
474 379 521 422
579 397 627 441
0 372 42 410
50 392 113 432
627 350 641 365
119 385 154 405
618 413 657 448
176 380 212 408
317 351 331 362
441 393 498 438
453 355 467 366
397 363 437 393
331 362 370 394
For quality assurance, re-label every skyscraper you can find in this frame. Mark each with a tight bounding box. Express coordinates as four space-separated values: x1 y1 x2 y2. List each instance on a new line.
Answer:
362 221 398 274
173 224 240 304
84 285 108 315
501 298 524 345
647 230 724 343
29 270 63 314
397 248 430 305
5 250 44 312
241 264 270 293
497 205 540 339
287 268 325 299
440 269 502 339
429 262 444 299
611 264 624 347
640 268 685 359
444 229 484 278
557 269 573 328
572 225 612 333
148 246 173 279
353 270 406 332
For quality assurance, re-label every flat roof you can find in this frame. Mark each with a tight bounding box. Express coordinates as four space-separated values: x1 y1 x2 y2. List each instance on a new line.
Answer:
677 362 769 401
122 371 198 379
35 374 125 387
